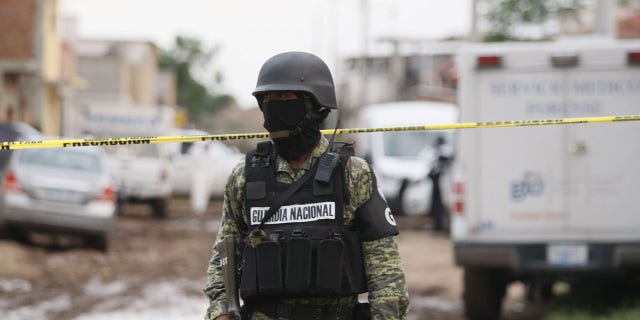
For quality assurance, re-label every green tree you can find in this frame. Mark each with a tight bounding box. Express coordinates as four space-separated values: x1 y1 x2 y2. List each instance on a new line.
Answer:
158 36 234 122
484 0 588 41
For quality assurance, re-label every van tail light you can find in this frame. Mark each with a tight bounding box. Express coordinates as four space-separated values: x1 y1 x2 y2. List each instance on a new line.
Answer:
453 181 464 216
628 51 640 65
451 179 468 239
3 171 23 192
97 185 116 202
476 55 502 68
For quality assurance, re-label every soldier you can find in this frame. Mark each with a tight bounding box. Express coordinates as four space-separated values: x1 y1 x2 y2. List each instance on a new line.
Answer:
204 51 409 320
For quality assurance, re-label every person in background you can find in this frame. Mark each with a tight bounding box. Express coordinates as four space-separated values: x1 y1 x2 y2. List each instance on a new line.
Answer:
203 51 409 320
427 135 453 232
191 142 213 215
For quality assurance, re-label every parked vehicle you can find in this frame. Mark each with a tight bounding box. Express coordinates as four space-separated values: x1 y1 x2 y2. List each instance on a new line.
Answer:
354 100 459 218
0 121 42 172
453 39 640 319
0 145 117 251
104 143 173 218
170 129 242 198
68 104 178 218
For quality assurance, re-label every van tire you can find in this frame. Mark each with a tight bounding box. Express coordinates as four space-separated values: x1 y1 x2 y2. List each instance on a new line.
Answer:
442 208 451 233
463 267 506 320
151 198 168 218
526 281 553 302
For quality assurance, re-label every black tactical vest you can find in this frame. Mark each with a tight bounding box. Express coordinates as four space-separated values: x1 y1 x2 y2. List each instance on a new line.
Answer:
239 141 367 300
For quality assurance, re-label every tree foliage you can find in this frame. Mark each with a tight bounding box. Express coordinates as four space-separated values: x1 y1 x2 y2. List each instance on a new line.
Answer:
158 36 233 122
484 0 589 41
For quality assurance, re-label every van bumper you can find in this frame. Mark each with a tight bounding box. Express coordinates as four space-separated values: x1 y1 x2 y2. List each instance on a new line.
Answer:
454 242 640 271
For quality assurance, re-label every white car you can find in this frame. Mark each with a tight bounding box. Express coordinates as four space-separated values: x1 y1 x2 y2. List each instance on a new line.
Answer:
401 137 456 218
1 145 117 251
104 143 174 218
170 129 242 198
354 100 459 221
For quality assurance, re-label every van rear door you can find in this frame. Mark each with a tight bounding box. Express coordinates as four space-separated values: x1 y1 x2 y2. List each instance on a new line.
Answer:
471 68 569 235
461 43 640 241
565 67 640 233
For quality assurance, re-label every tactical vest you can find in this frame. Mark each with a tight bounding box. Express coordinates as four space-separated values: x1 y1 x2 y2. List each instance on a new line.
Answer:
239 141 367 300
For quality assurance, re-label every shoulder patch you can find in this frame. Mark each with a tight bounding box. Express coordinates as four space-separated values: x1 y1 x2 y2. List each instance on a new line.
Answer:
355 171 399 241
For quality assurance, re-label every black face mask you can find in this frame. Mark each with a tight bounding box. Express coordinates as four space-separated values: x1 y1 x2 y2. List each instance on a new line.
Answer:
262 99 321 161
262 99 307 132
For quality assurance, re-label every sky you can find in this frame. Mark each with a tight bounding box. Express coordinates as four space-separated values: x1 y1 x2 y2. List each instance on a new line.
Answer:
60 0 471 108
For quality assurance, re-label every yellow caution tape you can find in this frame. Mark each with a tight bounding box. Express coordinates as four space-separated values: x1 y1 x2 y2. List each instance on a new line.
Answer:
1 115 639 150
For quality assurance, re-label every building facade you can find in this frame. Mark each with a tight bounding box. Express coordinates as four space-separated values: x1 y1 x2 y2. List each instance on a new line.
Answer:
0 0 69 135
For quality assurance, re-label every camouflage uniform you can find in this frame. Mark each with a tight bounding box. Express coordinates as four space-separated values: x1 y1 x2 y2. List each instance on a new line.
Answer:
204 136 410 320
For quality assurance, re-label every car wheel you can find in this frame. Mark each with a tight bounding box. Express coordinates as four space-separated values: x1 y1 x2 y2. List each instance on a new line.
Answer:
115 195 125 216
526 280 553 302
151 198 168 218
463 267 507 320
5 224 31 244
86 234 108 252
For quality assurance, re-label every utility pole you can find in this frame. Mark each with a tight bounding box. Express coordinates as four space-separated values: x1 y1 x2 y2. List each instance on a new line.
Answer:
388 38 404 100
470 0 480 42
360 0 369 108
595 0 616 38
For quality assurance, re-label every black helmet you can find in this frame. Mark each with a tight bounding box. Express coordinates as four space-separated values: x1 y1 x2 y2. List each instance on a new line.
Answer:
253 51 337 109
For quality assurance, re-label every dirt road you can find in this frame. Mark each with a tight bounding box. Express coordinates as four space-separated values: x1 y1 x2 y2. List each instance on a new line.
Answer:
0 198 512 320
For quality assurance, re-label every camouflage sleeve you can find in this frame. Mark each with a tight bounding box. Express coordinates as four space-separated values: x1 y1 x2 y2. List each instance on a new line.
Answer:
363 237 410 320
346 157 410 320
203 160 246 320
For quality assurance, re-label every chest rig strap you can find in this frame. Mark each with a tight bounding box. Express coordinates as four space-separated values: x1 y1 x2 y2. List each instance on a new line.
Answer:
245 141 354 201
245 141 276 201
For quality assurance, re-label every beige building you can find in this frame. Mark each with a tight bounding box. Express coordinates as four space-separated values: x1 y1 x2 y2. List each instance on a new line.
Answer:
0 2 181 138
0 0 70 135
66 39 184 135
74 40 158 106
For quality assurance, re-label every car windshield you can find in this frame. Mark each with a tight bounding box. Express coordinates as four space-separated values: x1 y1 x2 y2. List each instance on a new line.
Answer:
19 149 101 172
383 131 456 158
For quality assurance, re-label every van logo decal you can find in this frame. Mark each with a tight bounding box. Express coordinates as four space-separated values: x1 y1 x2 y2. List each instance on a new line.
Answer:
510 171 544 201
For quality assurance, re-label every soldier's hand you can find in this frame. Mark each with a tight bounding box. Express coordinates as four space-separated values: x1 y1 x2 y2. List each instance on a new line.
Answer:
214 315 230 320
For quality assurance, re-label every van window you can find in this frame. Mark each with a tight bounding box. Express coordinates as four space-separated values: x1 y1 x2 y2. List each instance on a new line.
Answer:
383 131 456 158
384 132 431 157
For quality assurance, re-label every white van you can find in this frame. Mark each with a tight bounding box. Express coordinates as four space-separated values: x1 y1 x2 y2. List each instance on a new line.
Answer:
354 101 459 218
453 39 640 319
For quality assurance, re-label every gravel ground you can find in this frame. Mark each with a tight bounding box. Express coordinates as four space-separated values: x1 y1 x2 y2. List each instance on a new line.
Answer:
0 197 608 320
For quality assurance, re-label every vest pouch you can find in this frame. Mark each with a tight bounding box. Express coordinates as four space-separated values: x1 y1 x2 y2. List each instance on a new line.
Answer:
316 238 344 294
255 240 283 294
239 242 258 299
341 228 368 294
284 236 312 292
